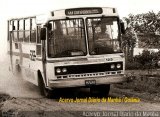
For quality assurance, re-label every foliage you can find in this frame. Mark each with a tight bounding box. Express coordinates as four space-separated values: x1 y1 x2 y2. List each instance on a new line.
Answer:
123 11 160 65
124 12 160 48
128 11 160 33
121 17 137 61
126 50 160 70
138 34 160 48
125 61 142 70
121 27 136 50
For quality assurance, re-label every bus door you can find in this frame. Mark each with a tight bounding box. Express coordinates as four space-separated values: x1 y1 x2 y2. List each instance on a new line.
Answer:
36 25 42 59
35 25 47 86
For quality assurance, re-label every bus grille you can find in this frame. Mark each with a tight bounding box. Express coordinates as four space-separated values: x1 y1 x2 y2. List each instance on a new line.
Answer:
55 62 123 75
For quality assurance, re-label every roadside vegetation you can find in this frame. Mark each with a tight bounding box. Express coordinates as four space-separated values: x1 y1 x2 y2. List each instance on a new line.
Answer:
118 11 160 97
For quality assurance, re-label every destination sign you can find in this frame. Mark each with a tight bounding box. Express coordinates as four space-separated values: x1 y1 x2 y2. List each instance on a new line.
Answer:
65 8 103 16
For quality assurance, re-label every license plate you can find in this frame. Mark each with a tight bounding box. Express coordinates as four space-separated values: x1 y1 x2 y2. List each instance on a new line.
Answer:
85 80 96 86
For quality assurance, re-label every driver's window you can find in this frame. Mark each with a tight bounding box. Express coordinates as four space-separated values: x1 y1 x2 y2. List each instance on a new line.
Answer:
112 21 119 39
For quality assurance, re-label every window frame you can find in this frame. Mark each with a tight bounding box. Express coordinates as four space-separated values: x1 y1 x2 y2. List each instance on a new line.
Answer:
47 18 87 58
86 16 122 55
18 19 24 42
24 18 31 43
30 17 36 43
12 20 18 42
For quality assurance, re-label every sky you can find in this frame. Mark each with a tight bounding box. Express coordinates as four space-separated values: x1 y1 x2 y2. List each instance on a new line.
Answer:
0 0 160 61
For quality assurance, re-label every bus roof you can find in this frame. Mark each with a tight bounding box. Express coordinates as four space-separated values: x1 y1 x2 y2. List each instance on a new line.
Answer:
8 7 119 24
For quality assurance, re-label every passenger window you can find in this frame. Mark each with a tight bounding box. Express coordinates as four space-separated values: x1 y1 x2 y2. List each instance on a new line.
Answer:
19 20 24 30
13 20 18 30
37 26 41 44
9 21 14 41
31 18 36 30
13 20 18 42
30 18 36 43
18 19 24 42
24 19 30 42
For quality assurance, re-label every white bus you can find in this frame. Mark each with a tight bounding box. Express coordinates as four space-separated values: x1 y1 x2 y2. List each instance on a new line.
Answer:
8 7 126 97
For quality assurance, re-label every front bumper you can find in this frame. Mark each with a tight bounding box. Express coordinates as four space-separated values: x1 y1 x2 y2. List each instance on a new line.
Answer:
48 75 127 88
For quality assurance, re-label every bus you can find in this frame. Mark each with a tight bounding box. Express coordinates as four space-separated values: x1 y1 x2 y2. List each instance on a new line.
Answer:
7 7 126 97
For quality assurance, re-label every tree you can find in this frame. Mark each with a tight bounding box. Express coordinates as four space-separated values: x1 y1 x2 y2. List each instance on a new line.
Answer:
121 16 136 62
127 11 160 48
122 11 160 62
123 11 160 72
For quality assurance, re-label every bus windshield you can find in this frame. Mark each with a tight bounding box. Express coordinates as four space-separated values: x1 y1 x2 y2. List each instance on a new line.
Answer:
48 18 86 58
86 17 121 55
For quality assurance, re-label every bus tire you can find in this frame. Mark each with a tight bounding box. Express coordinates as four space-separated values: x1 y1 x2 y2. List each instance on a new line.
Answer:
38 72 52 98
90 84 110 97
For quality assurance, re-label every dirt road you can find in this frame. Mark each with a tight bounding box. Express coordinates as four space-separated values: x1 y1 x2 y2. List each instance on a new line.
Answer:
0 58 160 117
1 92 160 111
1 90 160 117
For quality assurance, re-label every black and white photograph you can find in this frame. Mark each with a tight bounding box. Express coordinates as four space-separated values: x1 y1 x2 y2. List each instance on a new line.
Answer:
0 0 160 117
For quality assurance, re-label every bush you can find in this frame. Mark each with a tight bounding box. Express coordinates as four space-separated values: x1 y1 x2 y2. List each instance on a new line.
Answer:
126 61 142 70
126 50 160 70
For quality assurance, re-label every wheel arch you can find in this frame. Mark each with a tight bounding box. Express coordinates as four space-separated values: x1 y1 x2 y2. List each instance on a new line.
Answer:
37 70 45 85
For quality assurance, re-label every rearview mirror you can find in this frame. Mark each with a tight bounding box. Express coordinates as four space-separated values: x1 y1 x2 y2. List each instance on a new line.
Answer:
40 28 46 40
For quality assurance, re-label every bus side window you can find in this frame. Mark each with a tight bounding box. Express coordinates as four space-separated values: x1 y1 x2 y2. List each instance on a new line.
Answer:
24 19 30 42
30 18 36 43
9 21 14 41
36 26 42 56
13 20 18 42
37 26 41 44
18 19 24 42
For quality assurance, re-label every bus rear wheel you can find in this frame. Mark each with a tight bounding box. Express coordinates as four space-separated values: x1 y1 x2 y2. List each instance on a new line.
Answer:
38 75 52 98
90 84 110 97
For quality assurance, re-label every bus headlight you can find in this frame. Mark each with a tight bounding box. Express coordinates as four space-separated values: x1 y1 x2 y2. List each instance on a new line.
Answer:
111 64 115 69
117 64 121 69
56 68 61 73
62 68 67 73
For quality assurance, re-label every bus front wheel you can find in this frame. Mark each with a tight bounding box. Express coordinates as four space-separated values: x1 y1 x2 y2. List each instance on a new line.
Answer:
90 84 110 97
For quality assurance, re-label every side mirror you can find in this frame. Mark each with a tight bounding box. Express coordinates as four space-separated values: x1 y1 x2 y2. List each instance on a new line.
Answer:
40 28 46 40
120 22 125 34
